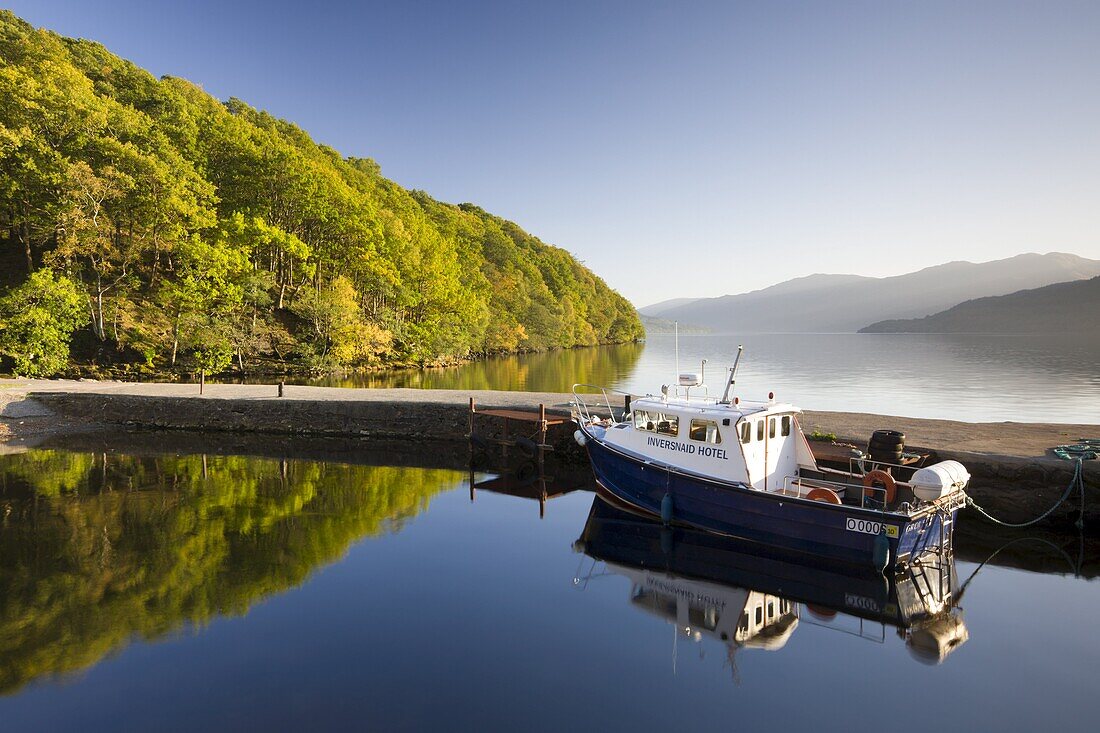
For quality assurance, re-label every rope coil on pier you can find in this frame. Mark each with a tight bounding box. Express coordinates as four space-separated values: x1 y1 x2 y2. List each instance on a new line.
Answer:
964 459 1089 529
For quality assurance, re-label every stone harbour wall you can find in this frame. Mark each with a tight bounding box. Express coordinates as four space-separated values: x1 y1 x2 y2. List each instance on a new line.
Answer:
28 386 1100 530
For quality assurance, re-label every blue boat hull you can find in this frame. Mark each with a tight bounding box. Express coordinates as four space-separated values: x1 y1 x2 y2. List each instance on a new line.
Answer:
584 432 957 568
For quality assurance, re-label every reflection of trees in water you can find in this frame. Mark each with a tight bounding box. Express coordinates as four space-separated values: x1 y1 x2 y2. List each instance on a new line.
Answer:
302 341 646 392
0 451 463 695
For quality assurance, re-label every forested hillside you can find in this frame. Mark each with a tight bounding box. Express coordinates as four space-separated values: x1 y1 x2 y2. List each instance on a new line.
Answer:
0 11 641 377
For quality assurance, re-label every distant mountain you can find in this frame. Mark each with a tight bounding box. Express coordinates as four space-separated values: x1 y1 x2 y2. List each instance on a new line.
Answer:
860 276 1100 333
655 253 1100 333
639 314 711 334
638 297 700 317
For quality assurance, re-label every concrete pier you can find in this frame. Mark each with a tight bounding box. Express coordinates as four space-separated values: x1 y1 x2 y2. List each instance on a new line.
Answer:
3 378 1097 528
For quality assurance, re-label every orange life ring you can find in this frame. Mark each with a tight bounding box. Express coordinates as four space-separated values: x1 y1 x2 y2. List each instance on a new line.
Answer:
806 487 842 504
863 469 897 503
806 604 838 620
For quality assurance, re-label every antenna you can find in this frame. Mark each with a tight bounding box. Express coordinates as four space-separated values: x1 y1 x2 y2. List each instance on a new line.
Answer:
720 345 744 404
672 620 678 676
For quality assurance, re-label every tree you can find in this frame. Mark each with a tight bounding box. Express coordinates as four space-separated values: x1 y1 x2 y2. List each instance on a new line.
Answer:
0 268 86 375
292 276 391 368
158 235 251 373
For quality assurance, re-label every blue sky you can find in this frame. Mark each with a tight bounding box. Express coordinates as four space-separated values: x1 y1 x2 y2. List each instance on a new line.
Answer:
8 0 1100 305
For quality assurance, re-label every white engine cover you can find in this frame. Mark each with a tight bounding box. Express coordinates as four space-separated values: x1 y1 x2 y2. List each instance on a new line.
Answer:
909 460 970 502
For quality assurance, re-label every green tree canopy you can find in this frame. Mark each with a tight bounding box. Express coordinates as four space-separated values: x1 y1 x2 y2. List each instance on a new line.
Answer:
0 268 85 375
0 10 642 376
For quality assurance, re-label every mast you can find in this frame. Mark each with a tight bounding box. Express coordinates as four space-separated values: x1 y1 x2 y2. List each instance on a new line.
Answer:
720 345 744 404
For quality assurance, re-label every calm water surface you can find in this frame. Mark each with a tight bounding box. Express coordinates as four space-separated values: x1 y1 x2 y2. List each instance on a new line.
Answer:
1 448 1097 731
296 333 1100 423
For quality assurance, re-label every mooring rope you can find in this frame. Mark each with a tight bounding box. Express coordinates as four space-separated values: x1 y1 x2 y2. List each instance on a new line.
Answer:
955 536 1082 601
964 458 1088 529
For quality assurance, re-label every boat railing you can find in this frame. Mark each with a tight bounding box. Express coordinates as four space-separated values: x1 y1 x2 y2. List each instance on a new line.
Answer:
780 475 853 497
859 483 893 514
669 384 711 401
781 475 897 514
572 384 634 425
848 455 921 477
798 612 887 644
847 455 935 511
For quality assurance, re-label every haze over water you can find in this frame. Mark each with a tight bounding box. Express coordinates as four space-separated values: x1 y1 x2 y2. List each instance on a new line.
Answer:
300 333 1100 424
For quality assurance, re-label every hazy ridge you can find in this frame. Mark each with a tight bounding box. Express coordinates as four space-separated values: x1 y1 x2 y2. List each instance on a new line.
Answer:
650 253 1100 333
860 276 1100 334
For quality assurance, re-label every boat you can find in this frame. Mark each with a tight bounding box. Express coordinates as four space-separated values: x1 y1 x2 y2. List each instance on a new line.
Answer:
570 348 970 570
573 497 968 671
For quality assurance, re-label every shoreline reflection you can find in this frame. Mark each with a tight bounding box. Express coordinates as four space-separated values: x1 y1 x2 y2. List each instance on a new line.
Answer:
0 450 465 696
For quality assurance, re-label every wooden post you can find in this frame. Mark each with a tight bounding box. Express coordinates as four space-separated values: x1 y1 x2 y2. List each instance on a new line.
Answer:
539 473 547 519
278 381 285 397
199 369 205 395
467 398 475 502
538 403 547 471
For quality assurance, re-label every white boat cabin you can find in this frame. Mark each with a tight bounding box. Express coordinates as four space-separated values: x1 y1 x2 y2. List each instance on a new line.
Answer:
620 564 799 653
595 392 819 493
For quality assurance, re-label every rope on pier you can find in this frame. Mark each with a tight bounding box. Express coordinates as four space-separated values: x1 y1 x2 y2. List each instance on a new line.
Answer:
1052 438 1100 461
964 458 1088 529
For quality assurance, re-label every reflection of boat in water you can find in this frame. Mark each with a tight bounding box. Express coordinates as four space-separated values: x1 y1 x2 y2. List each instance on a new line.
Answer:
620 562 800 680
574 498 968 675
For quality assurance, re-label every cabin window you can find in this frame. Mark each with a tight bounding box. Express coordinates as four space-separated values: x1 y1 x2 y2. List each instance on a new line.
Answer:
769 418 776 439
767 601 775 619
781 415 791 436
689 419 722 444
635 409 679 436
740 422 751 444
755 606 763 625
756 420 764 442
